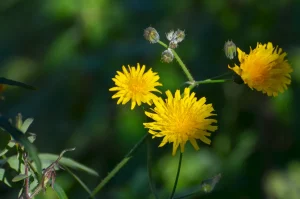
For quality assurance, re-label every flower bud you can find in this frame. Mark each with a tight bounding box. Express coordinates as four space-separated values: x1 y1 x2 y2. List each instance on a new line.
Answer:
161 48 174 63
224 40 236 59
166 30 175 41
144 27 160 43
174 29 185 43
169 40 178 49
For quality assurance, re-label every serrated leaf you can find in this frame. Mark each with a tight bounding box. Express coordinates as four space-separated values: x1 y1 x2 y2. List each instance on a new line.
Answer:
20 118 34 133
53 183 68 199
39 153 98 176
0 77 36 90
12 174 28 182
0 116 42 180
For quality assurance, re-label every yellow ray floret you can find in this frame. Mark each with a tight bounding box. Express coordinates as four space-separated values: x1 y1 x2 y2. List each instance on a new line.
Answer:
144 88 217 156
109 63 162 110
228 42 293 96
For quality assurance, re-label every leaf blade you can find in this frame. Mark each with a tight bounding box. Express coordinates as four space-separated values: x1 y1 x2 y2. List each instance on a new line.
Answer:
63 165 94 198
0 77 36 90
39 153 98 176
53 183 68 199
0 116 42 180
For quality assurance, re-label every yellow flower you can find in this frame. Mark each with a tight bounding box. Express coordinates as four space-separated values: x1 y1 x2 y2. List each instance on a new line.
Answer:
228 42 293 96
143 88 217 156
109 63 162 110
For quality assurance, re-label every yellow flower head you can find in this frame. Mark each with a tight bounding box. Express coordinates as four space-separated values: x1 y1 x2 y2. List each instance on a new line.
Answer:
228 42 293 96
144 88 218 156
109 63 162 110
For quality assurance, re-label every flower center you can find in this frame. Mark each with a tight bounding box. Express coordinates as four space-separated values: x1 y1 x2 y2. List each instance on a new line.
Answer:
128 78 146 93
172 110 197 136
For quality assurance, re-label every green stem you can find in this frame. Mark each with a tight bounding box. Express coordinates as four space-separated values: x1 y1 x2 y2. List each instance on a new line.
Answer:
157 40 194 82
169 153 183 199
157 40 168 48
195 79 232 85
208 71 232 80
90 133 149 197
147 136 159 199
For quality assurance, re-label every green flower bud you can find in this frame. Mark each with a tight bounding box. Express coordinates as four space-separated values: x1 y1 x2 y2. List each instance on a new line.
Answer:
161 49 174 63
144 27 160 43
224 40 236 59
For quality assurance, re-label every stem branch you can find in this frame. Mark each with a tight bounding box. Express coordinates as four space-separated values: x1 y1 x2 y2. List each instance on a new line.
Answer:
157 40 194 82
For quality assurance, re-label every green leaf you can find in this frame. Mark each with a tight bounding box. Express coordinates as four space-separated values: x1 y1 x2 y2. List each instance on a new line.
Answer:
0 148 9 156
0 77 36 90
7 155 24 173
63 165 93 198
0 129 11 156
12 174 28 182
0 116 42 180
15 113 23 131
0 168 5 181
39 153 98 176
53 183 68 199
27 133 37 143
0 168 12 187
20 118 34 133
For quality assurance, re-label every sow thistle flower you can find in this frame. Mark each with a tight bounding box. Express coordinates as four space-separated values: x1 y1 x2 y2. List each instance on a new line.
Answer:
109 63 162 110
228 42 293 96
144 88 217 156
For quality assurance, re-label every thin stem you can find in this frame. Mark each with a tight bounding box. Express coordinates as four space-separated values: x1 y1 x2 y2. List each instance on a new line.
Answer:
29 183 43 199
90 133 149 198
157 40 194 82
157 40 168 48
195 79 232 85
169 153 183 199
147 136 159 199
208 71 232 80
27 160 38 180
23 153 30 199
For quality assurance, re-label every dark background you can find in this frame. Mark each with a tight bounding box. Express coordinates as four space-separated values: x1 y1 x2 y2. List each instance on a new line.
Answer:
0 0 300 198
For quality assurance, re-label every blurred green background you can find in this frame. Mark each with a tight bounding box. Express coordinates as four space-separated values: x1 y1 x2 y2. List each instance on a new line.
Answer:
0 0 300 198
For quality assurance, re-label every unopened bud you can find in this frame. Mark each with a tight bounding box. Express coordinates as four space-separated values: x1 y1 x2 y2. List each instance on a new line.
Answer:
161 48 174 63
144 27 160 44
169 40 178 49
201 173 222 193
174 29 185 43
166 30 175 41
224 40 236 59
